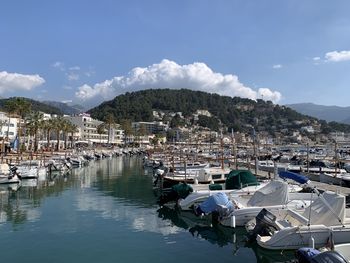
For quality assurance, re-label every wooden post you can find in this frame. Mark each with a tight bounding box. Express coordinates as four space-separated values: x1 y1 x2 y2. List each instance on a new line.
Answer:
306 142 309 173
335 141 338 177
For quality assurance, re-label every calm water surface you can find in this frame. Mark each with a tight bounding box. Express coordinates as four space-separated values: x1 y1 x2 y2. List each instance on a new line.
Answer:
0 157 295 263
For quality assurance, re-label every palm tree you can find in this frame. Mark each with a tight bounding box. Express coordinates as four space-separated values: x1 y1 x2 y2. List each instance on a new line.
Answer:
41 118 55 150
61 119 70 150
97 123 107 144
121 119 133 146
0 120 5 154
61 119 78 150
103 114 117 144
5 98 32 153
68 123 78 148
51 116 65 151
26 111 44 152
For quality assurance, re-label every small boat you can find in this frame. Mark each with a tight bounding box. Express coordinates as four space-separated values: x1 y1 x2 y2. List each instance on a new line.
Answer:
0 174 21 184
319 172 350 187
178 170 265 210
161 167 232 188
247 191 350 250
219 180 312 228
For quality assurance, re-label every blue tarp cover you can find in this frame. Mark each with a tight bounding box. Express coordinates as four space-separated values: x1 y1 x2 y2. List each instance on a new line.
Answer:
279 171 309 184
199 192 233 214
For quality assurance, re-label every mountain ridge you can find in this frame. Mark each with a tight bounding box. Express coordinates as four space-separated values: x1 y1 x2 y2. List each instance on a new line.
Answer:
287 103 350 124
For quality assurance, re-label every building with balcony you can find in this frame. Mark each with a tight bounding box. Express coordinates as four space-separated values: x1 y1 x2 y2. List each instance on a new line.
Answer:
131 121 168 135
64 113 124 145
0 112 18 141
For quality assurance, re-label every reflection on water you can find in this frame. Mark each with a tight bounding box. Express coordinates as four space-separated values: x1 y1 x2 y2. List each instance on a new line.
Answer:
0 156 297 263
157 205 297 263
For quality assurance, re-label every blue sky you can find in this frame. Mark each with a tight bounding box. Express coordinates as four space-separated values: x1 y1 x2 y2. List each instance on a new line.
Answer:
1 0 350 108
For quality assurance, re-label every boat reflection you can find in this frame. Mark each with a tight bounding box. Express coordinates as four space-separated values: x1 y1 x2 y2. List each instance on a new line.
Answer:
157 205 297 262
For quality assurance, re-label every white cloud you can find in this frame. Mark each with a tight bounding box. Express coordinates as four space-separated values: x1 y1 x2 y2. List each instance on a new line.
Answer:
313 57 321 61
67 72 79 81
84 70 95 77
61 100 72 104
76 59 282 105
325 50 350 62
69 66 80 71
0 71 45 94
258 88 282 102
272 64 282 69
52 61 65 71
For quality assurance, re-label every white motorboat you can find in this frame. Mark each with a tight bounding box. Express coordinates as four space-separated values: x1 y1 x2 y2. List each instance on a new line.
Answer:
219 180 312 228
179 170 306 211
162 167 232 186
247 191 350 250
258 160 275 173
0 174 21 184
179 184 267 211
319 172 350 186
178 169 266 210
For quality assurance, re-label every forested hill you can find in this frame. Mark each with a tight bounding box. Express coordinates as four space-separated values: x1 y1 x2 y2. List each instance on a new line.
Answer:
42 101 85 115
88 89 350 134
0 97 62 115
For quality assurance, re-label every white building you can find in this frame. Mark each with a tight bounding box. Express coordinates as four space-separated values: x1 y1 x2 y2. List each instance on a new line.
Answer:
65 113 124 145
132 121 168 135
0 112 18 141
301 126 315 134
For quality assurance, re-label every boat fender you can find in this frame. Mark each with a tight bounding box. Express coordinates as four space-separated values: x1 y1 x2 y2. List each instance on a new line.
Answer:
309 236 315 249
194 178 198 185
230 215 236 228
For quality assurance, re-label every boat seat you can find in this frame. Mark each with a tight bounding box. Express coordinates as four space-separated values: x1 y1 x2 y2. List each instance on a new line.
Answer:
276 209 309 229
275 219 292 229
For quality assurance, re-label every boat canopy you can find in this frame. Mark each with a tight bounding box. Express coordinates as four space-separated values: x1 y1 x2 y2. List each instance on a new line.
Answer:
225 170 259 190
301 191 345 226
247 180 288 207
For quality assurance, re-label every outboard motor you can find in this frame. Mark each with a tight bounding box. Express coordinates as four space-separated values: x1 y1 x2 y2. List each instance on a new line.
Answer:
296 248 349 263
247 208 278 241
311 251 349 263
9 166 20 179
296 248 320 263
153 169 165 187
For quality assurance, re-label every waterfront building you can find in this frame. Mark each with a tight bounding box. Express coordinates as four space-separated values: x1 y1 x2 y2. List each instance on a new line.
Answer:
131 121 168 135
64 113 108 144
64 113 125 145
0 111 18 141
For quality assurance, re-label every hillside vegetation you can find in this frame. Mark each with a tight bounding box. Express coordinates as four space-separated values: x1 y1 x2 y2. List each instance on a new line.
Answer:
88 89 350 134
0 97 62 115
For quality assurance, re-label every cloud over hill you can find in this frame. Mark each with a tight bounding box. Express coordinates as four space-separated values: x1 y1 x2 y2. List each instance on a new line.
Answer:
76 59 281 105
0 71 45 94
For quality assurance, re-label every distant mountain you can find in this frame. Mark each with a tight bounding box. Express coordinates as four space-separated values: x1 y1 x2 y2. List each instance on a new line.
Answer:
42 101 85 115
88 88 350 134
287 103 350 124
0 97 62 115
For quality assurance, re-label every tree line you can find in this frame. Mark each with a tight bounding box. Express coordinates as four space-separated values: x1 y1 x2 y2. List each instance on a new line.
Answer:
88 88 350 134
1 98 78 152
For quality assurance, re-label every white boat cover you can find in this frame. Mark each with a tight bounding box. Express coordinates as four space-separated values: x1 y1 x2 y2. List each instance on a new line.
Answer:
301 191 345 226
247 180 288 207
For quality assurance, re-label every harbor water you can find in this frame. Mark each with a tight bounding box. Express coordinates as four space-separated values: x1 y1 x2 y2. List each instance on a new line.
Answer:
0 156 295 263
